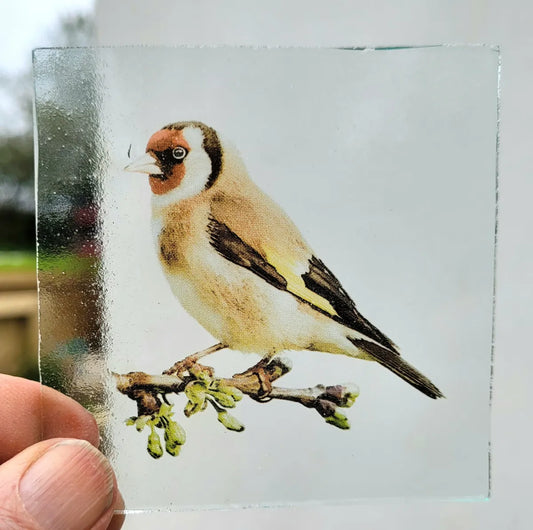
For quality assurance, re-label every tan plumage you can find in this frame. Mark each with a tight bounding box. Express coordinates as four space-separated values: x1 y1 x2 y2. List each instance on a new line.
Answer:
125 121 443 399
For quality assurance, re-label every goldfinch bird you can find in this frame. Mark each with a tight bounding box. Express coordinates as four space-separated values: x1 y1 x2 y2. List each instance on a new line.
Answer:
125 121 443 399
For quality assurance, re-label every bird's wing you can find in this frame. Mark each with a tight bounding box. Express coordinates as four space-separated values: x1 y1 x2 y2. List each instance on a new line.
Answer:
208 192 398 352
299 255 398 352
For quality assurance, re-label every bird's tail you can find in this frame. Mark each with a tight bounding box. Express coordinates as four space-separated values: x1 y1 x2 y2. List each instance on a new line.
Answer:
348 337 444 399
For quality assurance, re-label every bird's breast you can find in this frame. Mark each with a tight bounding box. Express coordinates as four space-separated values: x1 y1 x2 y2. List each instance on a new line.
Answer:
159 226 183 269
153 201 207 271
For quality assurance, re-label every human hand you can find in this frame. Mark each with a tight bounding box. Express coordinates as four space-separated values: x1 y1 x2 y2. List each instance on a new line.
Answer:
0 374 124 529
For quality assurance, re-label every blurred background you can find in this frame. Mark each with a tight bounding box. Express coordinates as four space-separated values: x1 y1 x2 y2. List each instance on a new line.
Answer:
2 1 532 529
0 0 94 379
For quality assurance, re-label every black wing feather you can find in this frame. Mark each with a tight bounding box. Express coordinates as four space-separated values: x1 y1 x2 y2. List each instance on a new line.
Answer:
349 337 444 399
302 256 399 352
207 217 397 352
207 217 287 291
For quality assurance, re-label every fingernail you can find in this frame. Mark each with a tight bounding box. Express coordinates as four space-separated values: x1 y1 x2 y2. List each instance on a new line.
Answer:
19 439 114 530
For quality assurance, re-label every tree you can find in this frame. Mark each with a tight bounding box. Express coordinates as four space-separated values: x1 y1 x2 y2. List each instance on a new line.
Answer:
0 13 94 252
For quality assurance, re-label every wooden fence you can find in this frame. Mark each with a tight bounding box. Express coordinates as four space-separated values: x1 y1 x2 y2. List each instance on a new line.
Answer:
0 271 38 376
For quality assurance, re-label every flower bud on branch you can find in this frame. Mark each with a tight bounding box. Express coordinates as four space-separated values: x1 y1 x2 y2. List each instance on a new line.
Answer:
113 353 359 459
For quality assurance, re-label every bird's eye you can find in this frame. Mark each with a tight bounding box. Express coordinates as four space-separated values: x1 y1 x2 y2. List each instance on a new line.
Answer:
172 146 187 160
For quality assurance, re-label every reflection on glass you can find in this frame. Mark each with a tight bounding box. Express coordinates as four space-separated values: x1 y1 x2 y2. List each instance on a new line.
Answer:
34 48 109 432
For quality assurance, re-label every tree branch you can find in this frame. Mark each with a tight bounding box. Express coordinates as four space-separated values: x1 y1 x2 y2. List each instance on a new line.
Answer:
113 354 359 458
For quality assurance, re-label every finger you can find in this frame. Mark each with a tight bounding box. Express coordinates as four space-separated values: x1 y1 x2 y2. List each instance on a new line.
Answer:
0 374 99 462
0 438 120 530
107 490 126 530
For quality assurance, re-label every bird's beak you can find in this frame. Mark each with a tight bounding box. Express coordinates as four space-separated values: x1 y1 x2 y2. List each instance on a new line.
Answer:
124 153 163 175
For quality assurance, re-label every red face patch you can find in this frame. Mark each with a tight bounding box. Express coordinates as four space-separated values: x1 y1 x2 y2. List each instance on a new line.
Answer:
146 129 191 195
146 129 190 153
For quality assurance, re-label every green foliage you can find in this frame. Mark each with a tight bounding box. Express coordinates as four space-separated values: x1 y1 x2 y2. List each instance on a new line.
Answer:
182 371 246 436
38 252 97 275
184 373 243 417
163 416 187 456
147 427 164 459
126 374 246 459
119 361 360 459
0 250 36 271
0 132 34 249
324 411 351 430
216 409 245 432
126 403 188 459
0 134 34 187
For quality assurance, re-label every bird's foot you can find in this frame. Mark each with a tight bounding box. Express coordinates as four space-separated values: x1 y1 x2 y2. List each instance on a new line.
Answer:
163 343 225 378
233 359 274 401
164 357 215 379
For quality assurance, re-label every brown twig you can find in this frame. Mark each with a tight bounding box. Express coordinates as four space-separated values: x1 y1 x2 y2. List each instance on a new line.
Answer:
114 356 358 426
113 353 360 457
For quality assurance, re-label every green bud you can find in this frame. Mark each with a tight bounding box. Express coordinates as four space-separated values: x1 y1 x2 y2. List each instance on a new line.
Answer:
325 411 350 430
217 410 245 432
184 400 203 417
165 419 186 446
185 381 207 405
125 416 137 426
147 429 164 458
340 383 359 408
189 364 212 382
159 402 174 418
216 382 244 401
164 420 186 456
207 390 237 408
165 442 181 457
134 415 152 432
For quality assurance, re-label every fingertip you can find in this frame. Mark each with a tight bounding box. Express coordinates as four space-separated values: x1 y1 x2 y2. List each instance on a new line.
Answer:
41 385 100 447
0 438 119 530
108 490 126 530
0 374 100 462
18 439 115 530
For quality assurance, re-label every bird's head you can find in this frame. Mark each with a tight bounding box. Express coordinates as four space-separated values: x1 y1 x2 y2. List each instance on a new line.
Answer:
125 121 223 201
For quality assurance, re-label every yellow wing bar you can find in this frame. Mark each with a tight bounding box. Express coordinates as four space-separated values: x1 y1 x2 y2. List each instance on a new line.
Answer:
263 248 338 318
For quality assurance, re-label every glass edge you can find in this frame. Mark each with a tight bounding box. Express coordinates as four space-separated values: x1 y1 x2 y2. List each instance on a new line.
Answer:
32 51 45 444
31 40 499 505
487 45 502 499
113 493 490 515
30 43 501 53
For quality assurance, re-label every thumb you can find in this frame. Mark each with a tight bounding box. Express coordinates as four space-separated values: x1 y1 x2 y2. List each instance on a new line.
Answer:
0 438 118 530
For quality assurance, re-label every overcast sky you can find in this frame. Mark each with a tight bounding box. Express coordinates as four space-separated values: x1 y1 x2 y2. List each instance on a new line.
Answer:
1 0 94 76
0 0 94 133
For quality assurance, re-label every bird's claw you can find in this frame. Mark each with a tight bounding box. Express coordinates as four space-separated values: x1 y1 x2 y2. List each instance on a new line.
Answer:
163 358 214 379
233 359 273 401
